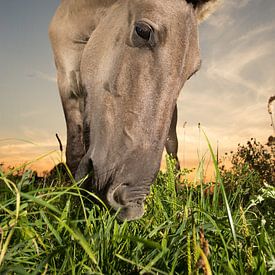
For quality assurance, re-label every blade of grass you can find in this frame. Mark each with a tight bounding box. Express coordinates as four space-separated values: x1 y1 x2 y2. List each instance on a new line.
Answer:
0 227 15 267
52 215 98 266
1 178 20 222
127 236 162 250
5 150 57 176
140 250 167 275
21 192 61 215
202 129 244 275
116 254 168 275
202 130 237 242
40 210 62 246
197 246 212 275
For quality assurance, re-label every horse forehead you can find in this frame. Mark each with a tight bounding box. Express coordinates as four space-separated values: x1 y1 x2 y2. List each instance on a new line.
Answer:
126 0 187 20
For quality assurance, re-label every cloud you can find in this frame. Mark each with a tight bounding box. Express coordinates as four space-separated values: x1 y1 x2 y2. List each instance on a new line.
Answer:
235 22 275 44
0 138 62 173
206 41 274 92
0 127 65 162
0 140 58 157
27 70 56 83
176 0 275 167
20 110 44 118
206 0 252 29
207 13 234 29
202 10 275 98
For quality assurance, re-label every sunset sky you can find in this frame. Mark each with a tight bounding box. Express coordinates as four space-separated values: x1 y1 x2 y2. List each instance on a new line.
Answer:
0 0 274 177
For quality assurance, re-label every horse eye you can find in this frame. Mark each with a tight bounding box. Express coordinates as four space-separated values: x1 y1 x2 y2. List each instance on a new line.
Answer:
135 22 152 41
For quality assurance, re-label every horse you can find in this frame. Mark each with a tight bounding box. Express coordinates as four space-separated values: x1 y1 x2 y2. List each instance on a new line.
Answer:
49 0 219 220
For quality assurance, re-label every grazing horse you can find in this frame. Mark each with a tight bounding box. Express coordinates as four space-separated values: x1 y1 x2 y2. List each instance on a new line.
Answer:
49 0 219 220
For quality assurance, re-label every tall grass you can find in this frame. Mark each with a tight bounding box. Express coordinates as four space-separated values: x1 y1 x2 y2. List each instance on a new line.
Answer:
0 150 274 274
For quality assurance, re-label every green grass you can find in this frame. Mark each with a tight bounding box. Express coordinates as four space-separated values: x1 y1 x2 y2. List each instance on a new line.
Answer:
0 153 274 274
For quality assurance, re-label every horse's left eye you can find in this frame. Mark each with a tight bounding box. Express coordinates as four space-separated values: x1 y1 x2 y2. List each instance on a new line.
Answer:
135 22 152 41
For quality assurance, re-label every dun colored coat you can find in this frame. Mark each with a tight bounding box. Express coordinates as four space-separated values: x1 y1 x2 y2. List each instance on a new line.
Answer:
49 0 220 220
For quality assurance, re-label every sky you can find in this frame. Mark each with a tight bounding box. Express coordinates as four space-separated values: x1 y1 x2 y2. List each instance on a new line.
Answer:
0 0 274 177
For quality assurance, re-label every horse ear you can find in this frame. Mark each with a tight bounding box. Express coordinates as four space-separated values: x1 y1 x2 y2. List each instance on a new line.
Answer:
187 0 221 22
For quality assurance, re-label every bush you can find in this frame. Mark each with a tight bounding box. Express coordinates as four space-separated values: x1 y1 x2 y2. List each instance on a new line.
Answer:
221 138 274 195
220 138 275 234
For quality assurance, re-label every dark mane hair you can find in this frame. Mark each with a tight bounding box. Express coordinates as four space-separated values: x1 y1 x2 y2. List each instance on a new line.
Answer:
186 0 211 8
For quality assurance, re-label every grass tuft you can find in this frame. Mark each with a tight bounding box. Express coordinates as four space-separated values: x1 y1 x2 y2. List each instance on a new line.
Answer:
0 143 274 274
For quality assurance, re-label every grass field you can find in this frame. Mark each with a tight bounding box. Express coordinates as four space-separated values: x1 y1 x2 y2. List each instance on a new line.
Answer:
0 144 274 274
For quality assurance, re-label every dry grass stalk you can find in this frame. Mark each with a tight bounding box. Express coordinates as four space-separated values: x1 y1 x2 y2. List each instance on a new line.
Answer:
195 227 211 275
267 96 275 133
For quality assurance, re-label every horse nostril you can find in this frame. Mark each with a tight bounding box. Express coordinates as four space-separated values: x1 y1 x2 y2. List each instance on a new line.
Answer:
121 182 130 187
106 182 148 221
107 182 128 207
107 182 149 209
113 186 127 205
